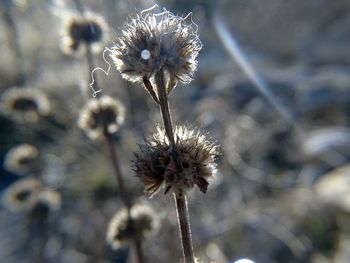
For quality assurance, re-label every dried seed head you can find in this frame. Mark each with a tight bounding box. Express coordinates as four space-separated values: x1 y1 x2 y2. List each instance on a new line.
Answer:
78 95 125 140
134 125 219 197
106 203 159 249
110 9 202 87
30 188 62 216
2 178 42 213
4 144 39 175
61 11 109 55
0 88 51 122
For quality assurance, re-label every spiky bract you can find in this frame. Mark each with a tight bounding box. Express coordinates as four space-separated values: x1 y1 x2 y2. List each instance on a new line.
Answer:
134 125 218 197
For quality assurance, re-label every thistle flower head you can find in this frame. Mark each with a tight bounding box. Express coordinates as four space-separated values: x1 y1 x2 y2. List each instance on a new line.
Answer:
2 178 42 213
111 8 202 87
134 125 219 197
106 203 159 249
4 144 39 175
78 95 125 140
0 88 51 122
61 11 109 55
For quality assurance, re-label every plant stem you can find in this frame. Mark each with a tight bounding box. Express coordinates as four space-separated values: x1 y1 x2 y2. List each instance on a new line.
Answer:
86 43 130 209
86 39 144 263
73 0 84 14
175 193 195 263
2 1 25 85
27 207 50 263
104 129 147 263
134 238 144 263
77 4 143 262
154 69 195 263
86 44 101 98
154 70 175 146
103 129 131 211
86 43 131 208
86 45 95 84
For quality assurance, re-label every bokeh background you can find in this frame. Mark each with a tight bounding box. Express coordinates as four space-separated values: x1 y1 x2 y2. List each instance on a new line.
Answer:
1 0 350 262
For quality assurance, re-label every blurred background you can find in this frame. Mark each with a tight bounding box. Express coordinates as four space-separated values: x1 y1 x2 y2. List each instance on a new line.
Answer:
1 0 350 262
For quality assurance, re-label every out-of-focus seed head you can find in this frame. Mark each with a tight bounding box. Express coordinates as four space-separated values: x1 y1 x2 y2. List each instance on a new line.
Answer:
110 8 202 87
4 144 39 175
0 88 51 122
30 188 62 216
134 125 219 197
61 11 109 55
78 95 125 140
106 203 159 249
2 178 42 213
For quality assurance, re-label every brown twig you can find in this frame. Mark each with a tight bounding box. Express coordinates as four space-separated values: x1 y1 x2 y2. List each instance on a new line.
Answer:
175 193 195 263
154 70 175 146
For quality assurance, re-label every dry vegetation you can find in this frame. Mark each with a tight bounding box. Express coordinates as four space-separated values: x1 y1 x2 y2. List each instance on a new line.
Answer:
1 0 350 262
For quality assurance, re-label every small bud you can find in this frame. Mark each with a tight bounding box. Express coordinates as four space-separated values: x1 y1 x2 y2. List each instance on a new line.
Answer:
110 9 202 88
0 87 51 122
78 95 125 140
4 144 39 175
106 203 159 250
133 125 219 197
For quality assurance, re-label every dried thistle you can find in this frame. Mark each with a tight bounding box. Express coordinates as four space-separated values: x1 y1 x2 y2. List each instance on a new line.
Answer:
78 95 125 140
113 8 208 262
106 203 159 250
30 188 61 216
134 125 219 197
2 177 61 215
4 144 39 175
0 87 51 122
110 8 202 92
60 11 109 55
2 178 42 213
